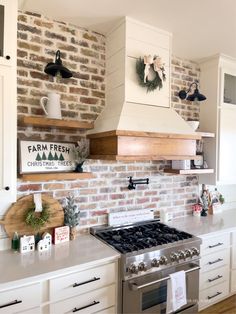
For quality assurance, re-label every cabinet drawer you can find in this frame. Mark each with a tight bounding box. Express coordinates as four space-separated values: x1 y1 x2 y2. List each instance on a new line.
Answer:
200 265 229 290
50 284 115 314
0 283 40 314
200 248 230 272
17 307 41 314
50 262 115 301
199 281 229 310
95 306 115 314
231 269 236 293
200 233 230 256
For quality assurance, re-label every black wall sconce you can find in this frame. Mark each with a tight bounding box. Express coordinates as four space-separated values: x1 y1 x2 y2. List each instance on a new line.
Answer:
178 82 206 101
128 176 149 190
44 50 73 78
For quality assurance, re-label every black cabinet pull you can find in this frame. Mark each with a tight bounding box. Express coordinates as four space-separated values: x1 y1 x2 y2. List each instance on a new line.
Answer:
0 300 22 309
73 276 100 288
209 242 223 248
4 186 10 191
208 275 223 282
208 258 223 265
5 55 11 60
207 291 222 300
72 301 100 312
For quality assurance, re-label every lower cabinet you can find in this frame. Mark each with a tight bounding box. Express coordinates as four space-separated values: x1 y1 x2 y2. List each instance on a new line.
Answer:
0 260 118 314
231 231 236 293
199 231 230 311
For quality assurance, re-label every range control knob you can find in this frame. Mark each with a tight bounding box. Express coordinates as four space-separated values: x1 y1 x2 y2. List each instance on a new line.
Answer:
185 249 193 258
170 252 180 262
138 262 147 271
159 256 168 265
151 258 160 268
178 250 186 260
191 247 200 256
128 264 138 274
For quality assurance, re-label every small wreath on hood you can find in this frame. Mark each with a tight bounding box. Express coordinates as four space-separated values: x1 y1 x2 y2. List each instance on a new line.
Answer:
136 55 166 93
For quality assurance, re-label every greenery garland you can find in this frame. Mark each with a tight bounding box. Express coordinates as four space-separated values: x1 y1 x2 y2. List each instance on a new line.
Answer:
136 56 166 93
25 204 50 230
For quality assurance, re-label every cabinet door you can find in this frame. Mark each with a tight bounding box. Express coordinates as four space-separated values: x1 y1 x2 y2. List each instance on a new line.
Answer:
0 0 17 66
0 65 17 213
218 106 236 183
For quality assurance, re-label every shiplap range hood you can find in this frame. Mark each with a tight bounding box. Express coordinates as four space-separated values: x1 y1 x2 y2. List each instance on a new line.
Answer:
88 17 199 160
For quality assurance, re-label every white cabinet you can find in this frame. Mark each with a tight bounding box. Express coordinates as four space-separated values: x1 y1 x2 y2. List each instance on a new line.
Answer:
0 0 17 214
199 231 230 310
230 231 236 293
199 54 236 184
0 283 41 314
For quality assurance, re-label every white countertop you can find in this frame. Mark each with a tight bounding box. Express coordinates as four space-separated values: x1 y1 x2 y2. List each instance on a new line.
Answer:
0 235 120 290
168 209 236 237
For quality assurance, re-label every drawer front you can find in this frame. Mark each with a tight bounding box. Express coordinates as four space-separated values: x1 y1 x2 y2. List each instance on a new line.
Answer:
201 232 230 256
16 307 41 314
231 231 236 268
50 284 115 314
200 265 229 290
50 262 115 301
95 306 115 314
0 283 40 314
199 281 229 310
200 248 230 272
231 269 236 293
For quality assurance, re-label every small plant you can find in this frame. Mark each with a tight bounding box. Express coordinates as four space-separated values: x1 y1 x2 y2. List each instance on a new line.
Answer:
63 194 80 228
73 138 89 164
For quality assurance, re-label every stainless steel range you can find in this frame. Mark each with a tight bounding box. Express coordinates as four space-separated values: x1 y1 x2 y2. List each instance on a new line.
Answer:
91 219 201 314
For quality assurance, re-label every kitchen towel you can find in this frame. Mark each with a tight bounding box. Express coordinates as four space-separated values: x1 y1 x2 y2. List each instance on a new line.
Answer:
166 270 187 313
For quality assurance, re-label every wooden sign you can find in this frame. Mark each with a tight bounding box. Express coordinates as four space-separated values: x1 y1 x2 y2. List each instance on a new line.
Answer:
19 140 76 173
53 226 70 244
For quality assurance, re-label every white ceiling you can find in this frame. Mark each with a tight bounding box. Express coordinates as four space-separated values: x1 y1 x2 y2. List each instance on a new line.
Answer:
18 0 236 61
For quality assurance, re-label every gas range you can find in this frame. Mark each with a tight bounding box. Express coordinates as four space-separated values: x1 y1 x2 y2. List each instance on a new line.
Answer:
91 219 201 280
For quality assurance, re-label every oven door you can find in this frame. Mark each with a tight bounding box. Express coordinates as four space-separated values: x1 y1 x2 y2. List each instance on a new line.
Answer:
122 262 200 314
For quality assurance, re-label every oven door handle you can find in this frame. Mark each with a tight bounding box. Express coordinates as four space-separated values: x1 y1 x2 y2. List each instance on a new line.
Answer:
129 266 200 291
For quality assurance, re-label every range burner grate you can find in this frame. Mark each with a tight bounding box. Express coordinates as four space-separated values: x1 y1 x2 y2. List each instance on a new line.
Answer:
96 222 193 254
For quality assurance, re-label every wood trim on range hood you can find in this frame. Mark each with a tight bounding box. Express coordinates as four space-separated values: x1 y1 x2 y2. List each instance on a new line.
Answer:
87 130 202 161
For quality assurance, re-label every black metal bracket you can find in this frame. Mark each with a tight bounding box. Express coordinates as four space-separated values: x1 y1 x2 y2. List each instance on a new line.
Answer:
128 176 149 190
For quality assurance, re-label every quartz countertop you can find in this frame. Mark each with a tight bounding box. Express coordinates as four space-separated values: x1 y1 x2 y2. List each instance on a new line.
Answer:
168 209 236 237
0 235 120 290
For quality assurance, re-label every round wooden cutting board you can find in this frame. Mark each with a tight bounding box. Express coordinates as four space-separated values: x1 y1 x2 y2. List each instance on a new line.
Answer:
0 194 64 238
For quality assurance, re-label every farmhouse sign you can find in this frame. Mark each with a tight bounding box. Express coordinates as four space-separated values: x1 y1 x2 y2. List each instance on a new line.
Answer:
19 140 76 174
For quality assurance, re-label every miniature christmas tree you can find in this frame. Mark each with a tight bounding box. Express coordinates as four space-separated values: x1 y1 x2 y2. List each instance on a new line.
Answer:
63 195 80 240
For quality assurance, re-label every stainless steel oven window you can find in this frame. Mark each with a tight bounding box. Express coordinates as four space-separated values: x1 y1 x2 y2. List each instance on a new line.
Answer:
142 283 167 311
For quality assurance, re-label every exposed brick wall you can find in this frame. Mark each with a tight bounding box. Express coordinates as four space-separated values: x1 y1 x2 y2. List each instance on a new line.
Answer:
171 56 200 121
14 11 200 235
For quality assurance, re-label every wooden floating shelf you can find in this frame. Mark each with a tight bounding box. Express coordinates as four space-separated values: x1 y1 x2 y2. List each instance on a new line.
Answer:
195 131 215 138
89 155 204 161
164 168 214 175
19 172 93 182
19 116 94 130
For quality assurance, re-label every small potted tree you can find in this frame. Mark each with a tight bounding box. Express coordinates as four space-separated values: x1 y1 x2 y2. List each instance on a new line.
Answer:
63 194 80 240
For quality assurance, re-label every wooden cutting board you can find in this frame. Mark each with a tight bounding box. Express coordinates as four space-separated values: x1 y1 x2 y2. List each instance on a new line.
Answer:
0 194 64 238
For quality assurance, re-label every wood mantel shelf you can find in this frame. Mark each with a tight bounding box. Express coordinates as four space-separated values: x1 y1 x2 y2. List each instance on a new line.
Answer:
19 172 93 182
18 116 94 130
164 168 214 175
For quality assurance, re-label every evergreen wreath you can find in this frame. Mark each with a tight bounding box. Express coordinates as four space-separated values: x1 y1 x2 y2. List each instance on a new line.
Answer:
136 55 166 93
25 204 50 230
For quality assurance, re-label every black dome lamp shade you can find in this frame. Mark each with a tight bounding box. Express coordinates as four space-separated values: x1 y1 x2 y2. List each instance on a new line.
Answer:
178 82 206 101
44 50 73 78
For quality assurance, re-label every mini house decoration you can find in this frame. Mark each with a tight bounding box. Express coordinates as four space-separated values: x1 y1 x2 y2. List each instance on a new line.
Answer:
20 235 35 253
37 232 52 252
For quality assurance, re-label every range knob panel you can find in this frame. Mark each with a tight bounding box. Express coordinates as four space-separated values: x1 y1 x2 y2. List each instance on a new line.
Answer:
170 252 180 262
151 258 160 268
191 247 200 256
138 262 147 271
159 255 168 265
178 250 186 260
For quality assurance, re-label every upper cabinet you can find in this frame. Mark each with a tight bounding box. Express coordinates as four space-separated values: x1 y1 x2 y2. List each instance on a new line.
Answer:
0 0 17 214
199 54 236 185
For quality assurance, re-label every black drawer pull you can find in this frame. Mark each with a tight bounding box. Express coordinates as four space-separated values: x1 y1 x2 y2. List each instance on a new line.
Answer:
0 300 22 309
208 258 223 265
208 275 223 282
73 277 100 288
207 291 222 300
72 301 100 312
209 242 223 248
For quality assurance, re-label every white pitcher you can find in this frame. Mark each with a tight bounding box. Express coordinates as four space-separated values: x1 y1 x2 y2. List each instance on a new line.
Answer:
40 92 62 119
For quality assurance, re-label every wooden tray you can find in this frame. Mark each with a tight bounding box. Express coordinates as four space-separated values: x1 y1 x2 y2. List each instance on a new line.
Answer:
0 194 64 238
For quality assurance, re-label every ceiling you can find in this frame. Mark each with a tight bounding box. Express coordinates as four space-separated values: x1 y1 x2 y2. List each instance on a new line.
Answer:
18 0 236 61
